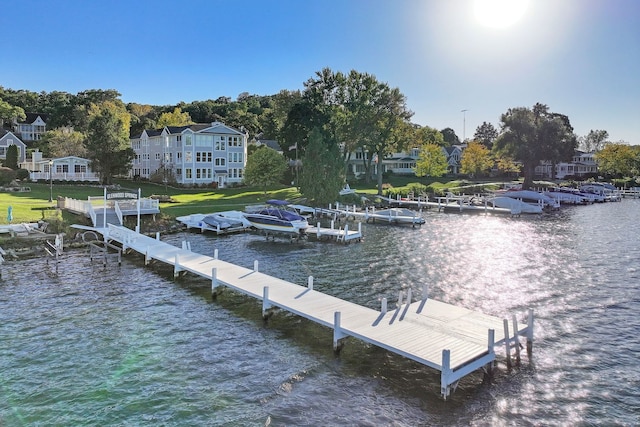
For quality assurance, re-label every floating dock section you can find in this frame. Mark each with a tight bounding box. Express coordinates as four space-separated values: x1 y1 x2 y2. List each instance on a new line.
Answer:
98 224 532 398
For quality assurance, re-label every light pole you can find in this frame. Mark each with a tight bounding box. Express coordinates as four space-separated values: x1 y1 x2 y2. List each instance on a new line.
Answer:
48 159 53 203
461 109 468 142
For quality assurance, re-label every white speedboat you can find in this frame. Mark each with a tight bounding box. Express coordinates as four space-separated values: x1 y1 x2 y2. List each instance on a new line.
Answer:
489 196 543 214
176 211 252 234
498 189 560 209
243 200 309 236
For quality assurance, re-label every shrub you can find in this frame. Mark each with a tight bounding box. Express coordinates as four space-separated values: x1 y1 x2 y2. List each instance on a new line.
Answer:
0 167 17 186
16 168 31 181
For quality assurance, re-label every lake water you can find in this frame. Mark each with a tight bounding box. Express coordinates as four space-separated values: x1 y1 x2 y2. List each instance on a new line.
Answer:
1 199 639 426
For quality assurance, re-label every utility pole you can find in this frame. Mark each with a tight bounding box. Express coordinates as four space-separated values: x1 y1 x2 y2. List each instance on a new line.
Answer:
461 109 468 142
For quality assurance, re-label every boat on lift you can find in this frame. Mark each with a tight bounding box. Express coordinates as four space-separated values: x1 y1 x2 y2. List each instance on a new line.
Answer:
243 200 309 236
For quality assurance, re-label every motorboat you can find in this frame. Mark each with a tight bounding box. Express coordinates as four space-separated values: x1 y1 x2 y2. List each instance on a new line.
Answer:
543 188 591 205
365 207 425 226
497 189 560 210
488 196 543 214
243 200 309 236
339 183 356 196
176 211 252 234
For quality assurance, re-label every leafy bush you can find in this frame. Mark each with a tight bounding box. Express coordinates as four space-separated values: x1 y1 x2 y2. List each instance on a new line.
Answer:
0 167 17 185
16 168 30 181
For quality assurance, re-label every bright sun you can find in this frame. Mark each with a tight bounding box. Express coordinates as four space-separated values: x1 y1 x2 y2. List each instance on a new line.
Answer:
473 0 529 29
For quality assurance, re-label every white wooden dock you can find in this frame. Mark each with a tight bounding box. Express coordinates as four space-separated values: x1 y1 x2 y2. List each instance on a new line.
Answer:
306 221 362 243
100 224 532 398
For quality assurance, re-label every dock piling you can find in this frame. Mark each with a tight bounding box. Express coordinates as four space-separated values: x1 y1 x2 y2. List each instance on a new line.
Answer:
503 319 512 369
512 314 521 363
381 298 387 314
253 260 259 272
333 311 346 354
527 308 534 356
307 276 314 290
262 286 273 320
211 267 219 298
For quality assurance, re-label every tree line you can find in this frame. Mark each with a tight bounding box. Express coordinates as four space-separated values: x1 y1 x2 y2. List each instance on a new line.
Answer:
2 69 637 196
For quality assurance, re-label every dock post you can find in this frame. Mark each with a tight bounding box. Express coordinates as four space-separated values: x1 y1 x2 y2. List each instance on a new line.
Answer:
253 260 259 272
503 319 512 369
156 232 160 240
406 287 412 305
380 298 387 314
397 290 404 307
307 276 314 290
330 220 335 230
316 222 321 239
333 311 346 355
262 286 273 320
214 249 218 260
174 253 181 278
512 314 521 364
211 267 219 299
422 283 428 301
484 329 496 381
145 246 151 265
441 349 452 399
526 308 534 356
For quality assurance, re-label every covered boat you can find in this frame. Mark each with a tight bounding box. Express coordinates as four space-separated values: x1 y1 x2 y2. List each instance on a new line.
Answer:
243 200 309 236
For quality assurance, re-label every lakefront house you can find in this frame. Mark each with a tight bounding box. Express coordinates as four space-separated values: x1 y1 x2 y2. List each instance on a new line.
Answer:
130 122 248 188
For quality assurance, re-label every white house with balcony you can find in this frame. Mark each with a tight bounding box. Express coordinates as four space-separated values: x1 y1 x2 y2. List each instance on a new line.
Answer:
535 151 599 179
0 130 27 164
130 122 248 188
13 113 48 142
20 150 99 182
346 145 463 178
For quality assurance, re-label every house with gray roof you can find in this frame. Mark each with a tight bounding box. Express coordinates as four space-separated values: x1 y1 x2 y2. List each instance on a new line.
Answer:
0 130 27 164
130 122 248 188
13 113 48 142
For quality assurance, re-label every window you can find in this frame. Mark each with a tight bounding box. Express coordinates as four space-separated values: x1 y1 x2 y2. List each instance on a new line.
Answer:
177 152 182 163
185 151 192 162
176 168 182 176
215 157 226 166
185 135 192 146
215 136 227 151
74 164 87 173
155 153 161 160
196 152 212 162
185 168 192 179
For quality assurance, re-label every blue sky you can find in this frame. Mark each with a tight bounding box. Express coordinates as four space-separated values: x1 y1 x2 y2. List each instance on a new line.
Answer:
4 0 639 144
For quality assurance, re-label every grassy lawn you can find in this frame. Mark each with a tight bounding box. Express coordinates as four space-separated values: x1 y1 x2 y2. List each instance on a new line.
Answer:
0 176 513 226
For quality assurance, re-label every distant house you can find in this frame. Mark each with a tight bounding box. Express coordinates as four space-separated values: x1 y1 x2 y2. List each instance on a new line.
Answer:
20 150 99 182
130 122 248 188
13 113 48 142
535 151 598 179
346 145 464 178
254 139 282 153
0 130 27 164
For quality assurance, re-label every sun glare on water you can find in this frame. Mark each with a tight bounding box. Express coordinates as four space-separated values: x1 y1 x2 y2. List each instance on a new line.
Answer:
473 0 529 29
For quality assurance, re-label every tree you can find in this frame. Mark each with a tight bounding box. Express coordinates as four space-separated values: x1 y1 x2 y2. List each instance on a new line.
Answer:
473 122 498 149
85 101 134 184
299 128 345 205
415 125 445 146
461 141 493 177
243 146 288 193
4 145 18 169
41 128 87 158
580 129 609 152
0 99 26 127
414 144 448 178
157 107 194 127
440 127 460 146
493 103 576 189
595 143 638 178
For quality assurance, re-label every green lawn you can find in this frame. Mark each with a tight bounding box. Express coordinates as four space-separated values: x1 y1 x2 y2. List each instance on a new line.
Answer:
0 176 512 226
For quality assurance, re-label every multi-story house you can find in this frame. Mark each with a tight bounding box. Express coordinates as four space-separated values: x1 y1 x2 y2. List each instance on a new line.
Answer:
13 113 48 142
0 130 27 164
535 151 598 179
130 122 248 188
346 145 463 178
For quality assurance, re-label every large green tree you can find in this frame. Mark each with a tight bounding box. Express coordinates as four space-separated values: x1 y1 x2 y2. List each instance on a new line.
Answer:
461 141 493 177
474 122 498 149
580 129 609 152
299 128 345 205
493 103 576 188
414 144 448 178
0 99 26 127
41 128 87 158
156 107 193 127
595 143 639 178
243 146 288 193
85 101 134 184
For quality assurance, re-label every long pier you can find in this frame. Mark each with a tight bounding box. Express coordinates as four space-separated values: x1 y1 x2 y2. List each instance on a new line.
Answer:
99 224 532 398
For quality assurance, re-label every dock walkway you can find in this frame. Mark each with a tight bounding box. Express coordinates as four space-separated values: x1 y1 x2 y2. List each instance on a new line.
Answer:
101 224 532 398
